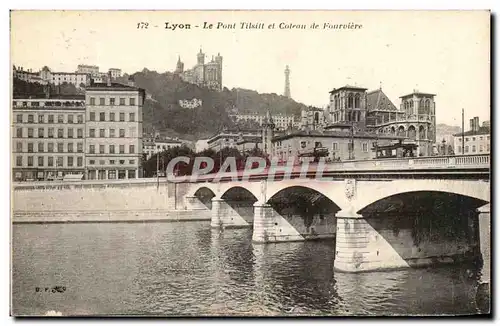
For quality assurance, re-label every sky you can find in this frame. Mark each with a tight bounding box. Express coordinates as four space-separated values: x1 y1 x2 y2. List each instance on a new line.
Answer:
10 10 490 127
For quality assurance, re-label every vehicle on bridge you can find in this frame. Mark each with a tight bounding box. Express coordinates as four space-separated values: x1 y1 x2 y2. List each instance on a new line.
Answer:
298 141 330 163
373 141 418 159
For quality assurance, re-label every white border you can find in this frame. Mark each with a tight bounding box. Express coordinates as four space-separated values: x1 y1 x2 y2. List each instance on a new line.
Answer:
2 1 498 325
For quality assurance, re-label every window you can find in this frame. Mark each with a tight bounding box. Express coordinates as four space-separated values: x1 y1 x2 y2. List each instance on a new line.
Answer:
480 136 483 141
487 136 490 140
89 160 95 165
480 145 484 152
109 160 115 165
109 145 115 154
90 97 96 105
48 128 54 138
67 157 73 167
16 142 22 152
90 112 95 121
89 145 95 154
68 128 74 138
300 141 306 149
465 137 469 142
57 157 63 167
77 157 83 167
332 143 338 151
16 156 22 166
28 114 34 123
27 143 33 153
130 98 135 106
119 113 125 122
118 170 126 179
119 160 125 165
16 114 22 123
120 98 126 105
38 156 44 167
119 145 125 154
100 112 105 121
108 170 116 179
38 128 44 138
48 157 53 166
129 160 135 164
48 115 54 123
362 143 368 152
99 129 105 138
77 128 83 138
128 170 136 179
110 113 115 121
129 145 135 154
28 156 33 166
110 129 115 138
465 145 469 153
110 98 115 106
58 128 64 138
472 137 476 141
487 144 490 151
77 142 83 153
119 129 125 137
16 128 22 137
28 128 33 138
99 145 105 154
77 115 83 123
68 143 74 153
89 129 95 138
99 160 105 165
38 142 44 152
48 143 54 153
472 145 476 153
68 115 74 123
457 146 462 153
38 115 44 123
129 113 135 122
57 142 64 152
99 98 105 105
58 115 64 123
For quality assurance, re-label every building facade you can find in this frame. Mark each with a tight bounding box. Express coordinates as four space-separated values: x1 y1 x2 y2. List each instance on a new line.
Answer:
142 137 183 159
207 129 261 151
108 68 122 79
175 49 223 91
453 116 490 155
85 82 145 180
12 95 87 181
230 112 296 130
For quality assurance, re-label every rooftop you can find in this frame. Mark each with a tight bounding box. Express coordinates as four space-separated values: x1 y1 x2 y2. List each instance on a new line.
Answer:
329 85 368 94
13 94 85 100
453 126 490 137
400 91 436 98
366 89 398 112
87 82 145 92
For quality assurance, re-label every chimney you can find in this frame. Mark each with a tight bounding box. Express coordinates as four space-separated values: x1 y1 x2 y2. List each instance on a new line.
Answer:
107 71 112 86
470 119 474 132
474 117 479 132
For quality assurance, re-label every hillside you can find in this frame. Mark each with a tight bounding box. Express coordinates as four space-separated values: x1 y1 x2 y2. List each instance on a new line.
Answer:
436 123 461 145
117 70 309 138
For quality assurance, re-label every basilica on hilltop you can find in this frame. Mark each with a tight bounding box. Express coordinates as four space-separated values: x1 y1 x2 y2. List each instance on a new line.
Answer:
174 48 223 91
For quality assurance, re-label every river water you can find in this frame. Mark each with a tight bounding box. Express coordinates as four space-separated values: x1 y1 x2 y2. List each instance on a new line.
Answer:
12 221 489 316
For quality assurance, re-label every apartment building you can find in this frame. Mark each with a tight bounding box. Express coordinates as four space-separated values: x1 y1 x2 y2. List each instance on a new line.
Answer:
85 80 145 180
453 116 490 155
12 95 86 181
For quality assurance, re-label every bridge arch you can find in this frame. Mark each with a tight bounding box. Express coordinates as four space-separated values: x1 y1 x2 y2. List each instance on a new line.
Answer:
221 186 259 202
355 180 490 213
266 181 349 209
188 183 219 198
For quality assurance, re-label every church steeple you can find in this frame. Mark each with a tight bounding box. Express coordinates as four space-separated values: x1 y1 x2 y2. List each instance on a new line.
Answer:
197 48 205 65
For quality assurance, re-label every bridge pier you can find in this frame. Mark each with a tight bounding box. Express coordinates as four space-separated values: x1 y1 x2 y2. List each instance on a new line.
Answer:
334 210 410 273
334 207 484 273
252 203 305 243
210 198 253 229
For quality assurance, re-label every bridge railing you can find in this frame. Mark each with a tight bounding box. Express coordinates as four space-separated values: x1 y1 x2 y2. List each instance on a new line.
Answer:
12 154 489 188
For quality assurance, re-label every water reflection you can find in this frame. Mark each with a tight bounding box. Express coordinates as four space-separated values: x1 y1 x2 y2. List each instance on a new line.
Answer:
12 221 488 316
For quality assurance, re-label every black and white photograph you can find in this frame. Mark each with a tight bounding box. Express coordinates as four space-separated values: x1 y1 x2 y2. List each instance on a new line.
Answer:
9 9 491 317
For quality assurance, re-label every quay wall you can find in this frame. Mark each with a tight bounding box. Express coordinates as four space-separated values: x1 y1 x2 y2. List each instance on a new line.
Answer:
12 180 199 223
